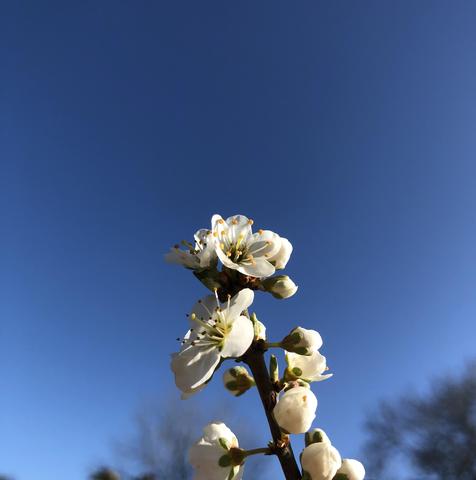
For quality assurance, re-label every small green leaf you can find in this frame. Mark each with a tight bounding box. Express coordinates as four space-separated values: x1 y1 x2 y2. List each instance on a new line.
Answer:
218 454 232 467
292 367 303 376
219 437 230 450
228 466 240 480
269 354 279 382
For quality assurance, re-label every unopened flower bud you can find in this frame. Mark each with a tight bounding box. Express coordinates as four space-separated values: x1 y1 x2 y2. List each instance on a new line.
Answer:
223 366 255 397
269 354 279 383
273 386 317 434
189 422 243 479
301 442 341 480
262 275 298 299
250 312 267 341
281 327 323 355
335 459 365 480
305 428 331 447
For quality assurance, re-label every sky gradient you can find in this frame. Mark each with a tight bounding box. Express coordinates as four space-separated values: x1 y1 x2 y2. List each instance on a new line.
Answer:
1 1 476 479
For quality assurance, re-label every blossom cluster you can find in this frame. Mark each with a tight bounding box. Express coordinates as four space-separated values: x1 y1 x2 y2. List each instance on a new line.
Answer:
166 214 364 480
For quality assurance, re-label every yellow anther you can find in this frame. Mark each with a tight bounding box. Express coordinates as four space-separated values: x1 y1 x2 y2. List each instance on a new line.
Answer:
220 243 225 249
213 232 218 237
226 251 232 257
190 313 196 320
248 219 254 225
232 218 238 225
258 229 264 235
218 219 224 224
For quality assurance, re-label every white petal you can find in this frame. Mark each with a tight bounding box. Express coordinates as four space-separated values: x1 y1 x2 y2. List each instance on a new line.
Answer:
269 237 293 269
202 422 237 445
227 288 254 319
337 459 366 480
294 327 323 351
287 351 329 381
225 214 252 243
171 345 221 391
181 383 206 399
190 295 219 325
238 257 275 278
220 315 254 358
165 248 199 269
189 444 227 480
273 386 317 434
215 245 241 270
301 442 342 480
211 214 225 230
248 230 282 259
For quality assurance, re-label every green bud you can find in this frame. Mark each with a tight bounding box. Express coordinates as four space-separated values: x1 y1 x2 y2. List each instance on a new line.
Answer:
269 355 279 383
280 327 322 355
223 366 255 396
261 275 298 299
250 312 266 341
304 428 331 447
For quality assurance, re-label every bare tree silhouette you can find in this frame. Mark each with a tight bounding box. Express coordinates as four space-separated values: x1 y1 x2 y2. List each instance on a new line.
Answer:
98 397 271 479
90 468 120 480
363 360 476 479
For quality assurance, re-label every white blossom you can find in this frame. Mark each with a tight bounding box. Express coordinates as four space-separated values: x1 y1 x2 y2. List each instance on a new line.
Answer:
165 229 217 270
281 327 323 355
336 459 366 480
301 441 342 480
273 386 317 434
211 214 287 278
189 422 244 480
171 289 254 398
285 351 333 382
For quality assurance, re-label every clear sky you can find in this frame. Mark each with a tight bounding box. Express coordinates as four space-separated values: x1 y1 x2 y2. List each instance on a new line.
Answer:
1 2 476 479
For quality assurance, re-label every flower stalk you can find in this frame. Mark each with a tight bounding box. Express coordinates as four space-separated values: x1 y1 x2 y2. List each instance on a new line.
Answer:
243 341 302 480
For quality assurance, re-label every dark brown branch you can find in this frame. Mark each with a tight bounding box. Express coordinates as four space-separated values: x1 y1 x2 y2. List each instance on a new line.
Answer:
243 341 302 480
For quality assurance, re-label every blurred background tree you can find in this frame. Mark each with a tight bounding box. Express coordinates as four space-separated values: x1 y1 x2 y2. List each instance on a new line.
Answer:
90 468 120 480
90 397 270 479
363 360 476 479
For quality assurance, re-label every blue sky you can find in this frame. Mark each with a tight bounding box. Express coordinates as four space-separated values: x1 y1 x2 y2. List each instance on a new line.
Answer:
1 1 476 479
